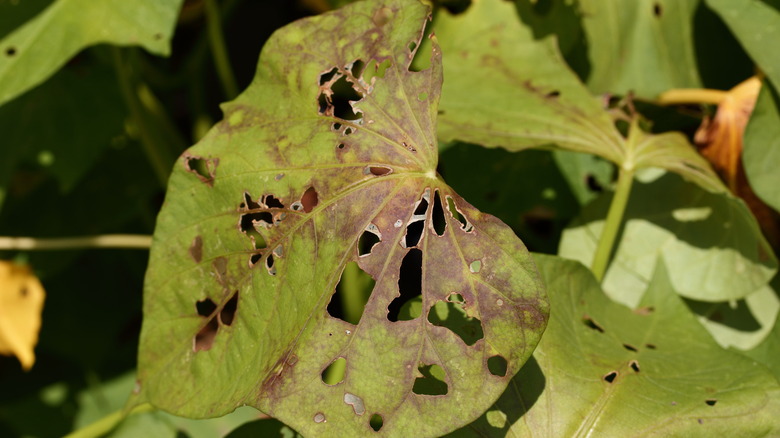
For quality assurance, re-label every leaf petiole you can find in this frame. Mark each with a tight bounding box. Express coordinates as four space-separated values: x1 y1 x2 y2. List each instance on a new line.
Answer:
591 166 634 283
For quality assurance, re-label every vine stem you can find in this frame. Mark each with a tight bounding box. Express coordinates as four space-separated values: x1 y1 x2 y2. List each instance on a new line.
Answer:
0 235 152 250
63 403 154 438
590 167 634 283
657 88 727 105
204 0 239 99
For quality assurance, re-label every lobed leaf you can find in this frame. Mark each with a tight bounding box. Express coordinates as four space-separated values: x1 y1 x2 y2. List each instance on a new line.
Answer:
0 0 183 106
449 255 780 437
559 172 776 305
137 1 548 437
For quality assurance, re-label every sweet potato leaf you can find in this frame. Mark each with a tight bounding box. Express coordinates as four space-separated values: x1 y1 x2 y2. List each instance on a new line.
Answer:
744 79 780 213
448 255 780 437
435 0 725 195
137 1 548 437
559 172 776 304
0 0 183 106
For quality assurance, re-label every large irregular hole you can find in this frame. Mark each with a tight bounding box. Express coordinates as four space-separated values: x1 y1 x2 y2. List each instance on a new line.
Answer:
318 67 364 121
446 196 473 233
427 297 484 346
387 249 422 322
196 298 217 317
184 155 218 186
431 190 446 236
348 59 366 78
487 355 508 377
403 190 430 248
369 414 383 432
319 67 338 86
219 292 238 326
321 357 347 385
358 224 382 256
194 298 218 352
301 187 319 213
412 364 448 396
327 262 376 324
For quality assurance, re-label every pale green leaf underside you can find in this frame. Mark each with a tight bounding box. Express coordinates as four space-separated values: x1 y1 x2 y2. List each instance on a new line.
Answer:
581 0 702 98
449 255 780 437
744 79 780 212
0 0 182 106
138 1 548 437
559 172 776 305
434 0 724 195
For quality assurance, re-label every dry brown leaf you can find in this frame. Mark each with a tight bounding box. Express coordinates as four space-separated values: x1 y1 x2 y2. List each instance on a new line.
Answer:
0 261 45 370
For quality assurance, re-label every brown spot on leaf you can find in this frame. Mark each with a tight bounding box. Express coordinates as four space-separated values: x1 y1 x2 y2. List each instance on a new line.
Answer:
301 187 319 213
189 236 203 263
367 166 392 176
372 7 393 26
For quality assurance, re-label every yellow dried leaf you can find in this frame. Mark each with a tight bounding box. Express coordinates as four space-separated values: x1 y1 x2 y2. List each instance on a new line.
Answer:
0 261 45 370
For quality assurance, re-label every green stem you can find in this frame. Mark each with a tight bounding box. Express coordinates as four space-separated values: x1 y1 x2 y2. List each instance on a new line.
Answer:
112 48 174 187
591 167 634 282
204 0 239 99
64 403 155 438
0 235 152 250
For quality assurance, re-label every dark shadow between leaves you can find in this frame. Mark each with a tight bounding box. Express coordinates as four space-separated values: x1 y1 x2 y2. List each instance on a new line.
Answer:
683 297 761 331
444 356 545 436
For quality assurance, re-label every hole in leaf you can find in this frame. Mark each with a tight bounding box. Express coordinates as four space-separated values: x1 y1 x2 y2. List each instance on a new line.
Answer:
448 293 464 303
469 260 482 273
630 360 640 373
363 58 392 82
194 317 218 352
408 41 417 52
414 192 430 216
219 292 238 326
583 315 605 333
184 155 218 186
427 299 484 346
367 166 392 176
263 194 284 209
337 143 345 149
653 2 662 17
332 122 342 131
431 190 446 236
488 355 508 376
344 126 355 135
603 371 618 383
265 253 276 276
369 414 383 431
344 393 366 415
301 187 319 213
412 364 448 395
5 46 17 56
250 253 263 267
327 262 375 324
196 298 217 317
705 399 717 406
404 220 424 248
321 357 347 385
319 67 338 86
546 90 560 98
418 92 428 101
622 343 638 352
387 249 422 322
358 224 382 256
330 75 364 120
348 59 366 78
446 196 473 232
646 343 657 350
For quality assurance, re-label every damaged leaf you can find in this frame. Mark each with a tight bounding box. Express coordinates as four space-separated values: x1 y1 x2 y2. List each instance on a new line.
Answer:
0 261 45 370
435 0 725 195
137 1 548 437
449 255 780 437
0 0 183 106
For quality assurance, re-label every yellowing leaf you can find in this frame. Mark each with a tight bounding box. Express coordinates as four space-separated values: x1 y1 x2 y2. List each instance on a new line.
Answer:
0 261 45 370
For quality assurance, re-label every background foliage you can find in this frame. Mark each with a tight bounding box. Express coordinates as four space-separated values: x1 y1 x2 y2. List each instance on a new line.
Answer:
1 0 779 436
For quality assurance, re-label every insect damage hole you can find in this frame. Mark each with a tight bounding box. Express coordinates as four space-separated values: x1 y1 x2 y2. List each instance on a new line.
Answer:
487 355 508 377
369 414 383 431
321 357 347 385
603 371 618 383
629 360 640 373
427 298 484 346
219 292 239 326
583 315 605 333
183 155 218 186
327 262 376 324
358 224 382 256
705 399 717 406
403 190 430 248
446 196 473 233
194 298 218 352
5 46 17 57
387 249 422 322
431 190 446 236
318 71 364 121
412 364 448 396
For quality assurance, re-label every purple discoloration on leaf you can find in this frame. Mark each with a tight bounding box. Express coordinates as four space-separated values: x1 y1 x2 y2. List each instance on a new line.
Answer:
137 1 548 437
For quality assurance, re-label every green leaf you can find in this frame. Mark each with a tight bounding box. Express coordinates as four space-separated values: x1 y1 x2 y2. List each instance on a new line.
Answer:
560 172 776 304
580 0 702 98
744 79 780 212
137 1 548 437
706 0 780 91
0 0 183 106
741 311 780 381
435 0 625 164
434 0 725 195
449 255 780 437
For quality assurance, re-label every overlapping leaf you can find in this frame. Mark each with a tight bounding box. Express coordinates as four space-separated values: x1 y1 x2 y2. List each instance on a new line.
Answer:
449 255 780 437
137 1 548 437
744 79 780 213
435 0 725 195
560 172 776 305
0 0 183 106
